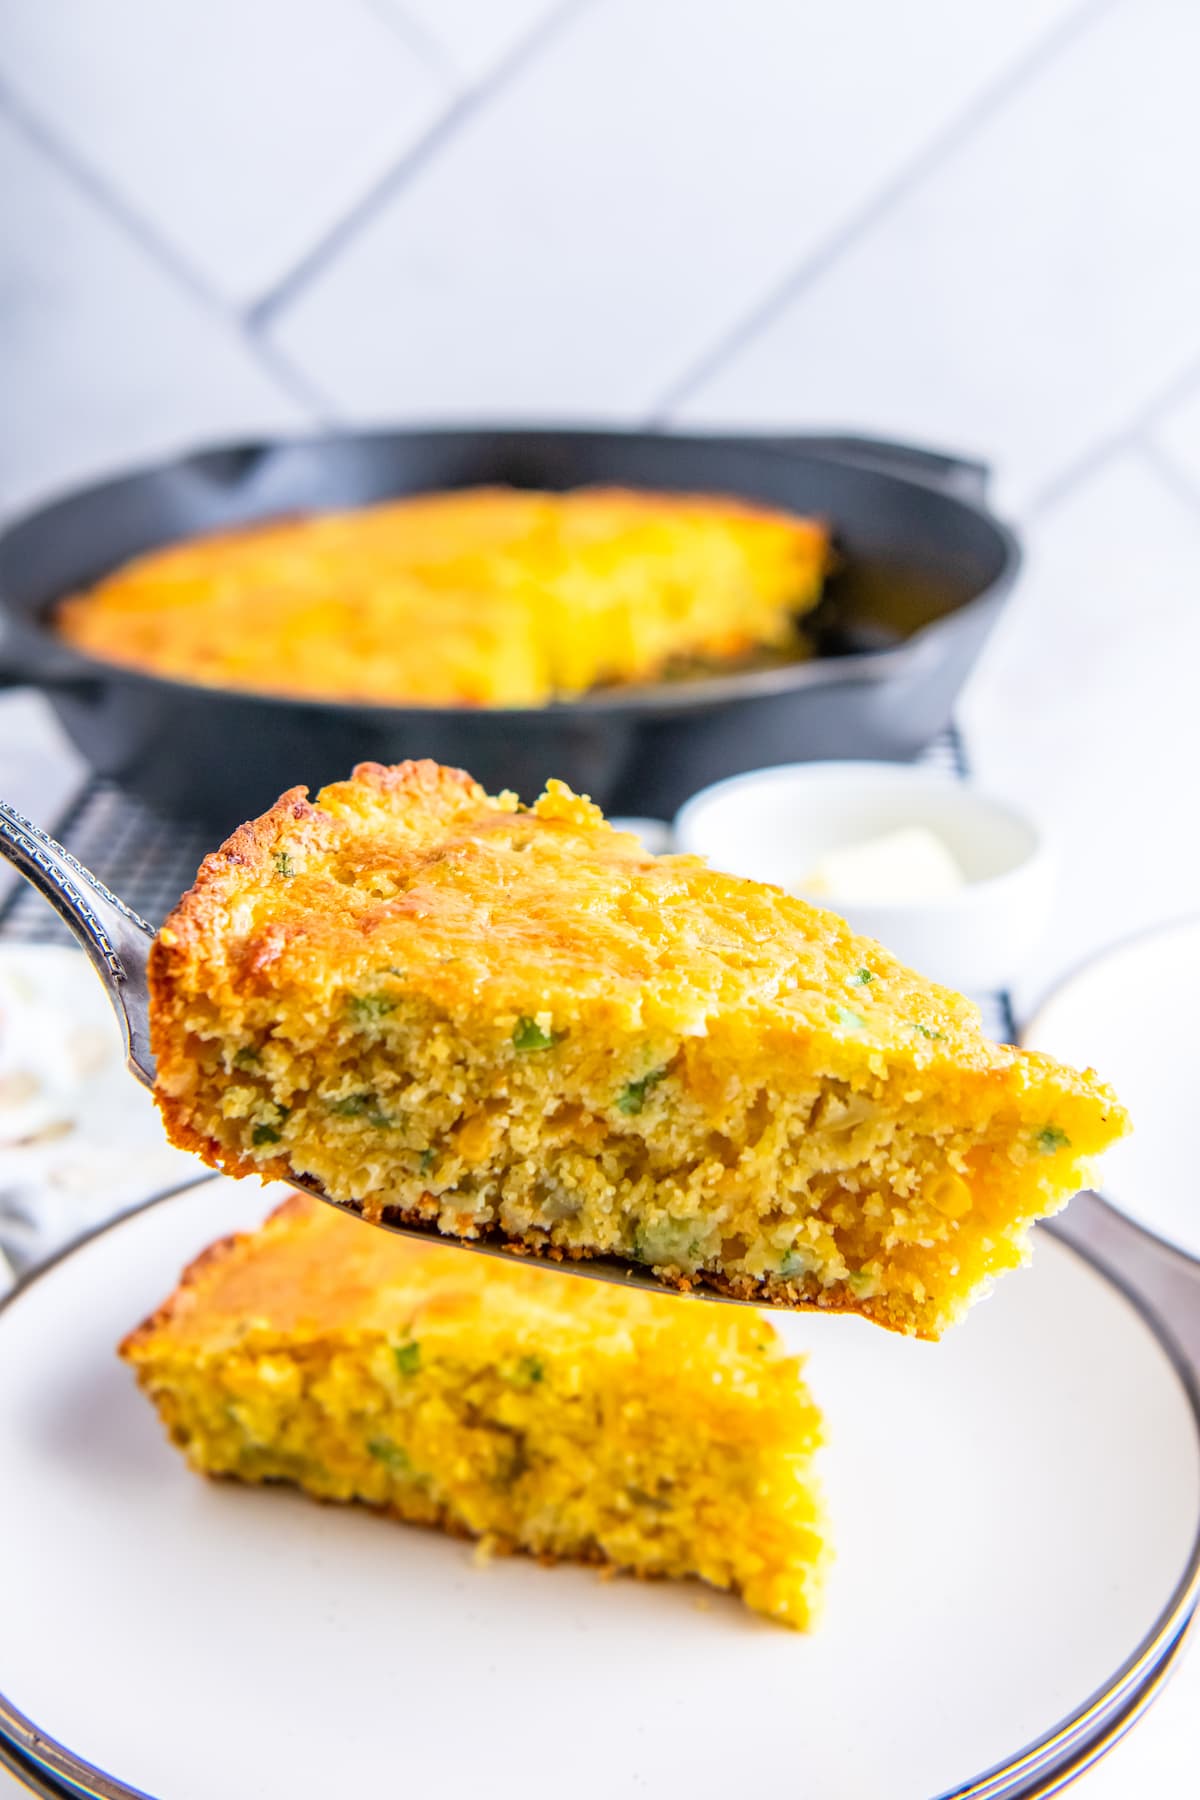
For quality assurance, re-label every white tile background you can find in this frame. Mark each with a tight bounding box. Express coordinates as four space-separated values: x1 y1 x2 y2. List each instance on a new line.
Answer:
1 4 1199 1791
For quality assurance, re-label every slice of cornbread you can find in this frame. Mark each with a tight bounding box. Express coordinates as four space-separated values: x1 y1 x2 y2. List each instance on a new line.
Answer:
120 1194 827 1627
150 760 1128 1340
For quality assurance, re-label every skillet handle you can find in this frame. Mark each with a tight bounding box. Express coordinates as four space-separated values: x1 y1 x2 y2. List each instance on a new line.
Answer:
721 433 992 506
0 628 36 690
0 626 97 691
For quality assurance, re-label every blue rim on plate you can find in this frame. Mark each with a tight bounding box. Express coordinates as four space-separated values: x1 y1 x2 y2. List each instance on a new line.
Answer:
0 1179 1197 1800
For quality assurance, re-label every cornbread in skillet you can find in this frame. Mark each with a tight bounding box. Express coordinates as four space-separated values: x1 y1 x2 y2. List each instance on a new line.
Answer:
120 1194 827 1627
150 760 1128 1341
55 485 829 706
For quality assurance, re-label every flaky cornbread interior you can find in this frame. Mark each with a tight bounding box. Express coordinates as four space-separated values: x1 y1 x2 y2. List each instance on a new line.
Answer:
56 485 829 706
150 760 1128 1340
121 1194 827 1627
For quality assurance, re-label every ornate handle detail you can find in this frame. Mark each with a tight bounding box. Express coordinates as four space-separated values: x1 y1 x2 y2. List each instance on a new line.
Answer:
0 799 156 1084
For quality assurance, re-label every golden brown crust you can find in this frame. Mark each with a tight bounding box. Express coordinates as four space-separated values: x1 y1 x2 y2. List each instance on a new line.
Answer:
147 761 489 1008
118 1228 246 1359
119 1195 308 1360
149 756 1016 1053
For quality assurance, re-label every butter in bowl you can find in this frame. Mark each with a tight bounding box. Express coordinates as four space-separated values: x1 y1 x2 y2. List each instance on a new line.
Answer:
673 762 1052 991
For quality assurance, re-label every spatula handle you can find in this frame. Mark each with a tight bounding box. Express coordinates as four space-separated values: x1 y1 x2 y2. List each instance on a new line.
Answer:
0 799 156 1083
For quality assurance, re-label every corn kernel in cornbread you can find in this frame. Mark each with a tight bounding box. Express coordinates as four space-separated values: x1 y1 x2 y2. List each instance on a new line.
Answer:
56 485 829 705
120 1195 827 1627
149 760 1129 1340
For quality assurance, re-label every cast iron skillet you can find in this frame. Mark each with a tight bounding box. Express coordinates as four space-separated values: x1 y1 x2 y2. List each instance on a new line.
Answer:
0 428 1019 834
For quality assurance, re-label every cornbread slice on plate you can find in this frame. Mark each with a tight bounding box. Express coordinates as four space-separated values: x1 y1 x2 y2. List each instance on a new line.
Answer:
56 485 829 705
150 760 1128 1340
120 1193 827 1627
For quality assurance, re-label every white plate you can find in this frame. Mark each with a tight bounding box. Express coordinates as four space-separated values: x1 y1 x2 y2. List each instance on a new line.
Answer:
1023 919 1200 1264
1 1180 1198 1800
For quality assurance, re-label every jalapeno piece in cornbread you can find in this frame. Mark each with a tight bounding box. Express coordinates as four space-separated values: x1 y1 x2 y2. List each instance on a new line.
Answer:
121 1195 827 1628
149 759 1128 1340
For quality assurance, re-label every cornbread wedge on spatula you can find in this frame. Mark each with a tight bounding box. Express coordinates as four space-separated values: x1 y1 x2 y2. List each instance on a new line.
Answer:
121 1193 827 1627
150 760 1127 1339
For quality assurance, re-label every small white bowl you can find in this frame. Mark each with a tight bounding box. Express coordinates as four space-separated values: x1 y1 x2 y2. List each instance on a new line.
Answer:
673 762 1053 991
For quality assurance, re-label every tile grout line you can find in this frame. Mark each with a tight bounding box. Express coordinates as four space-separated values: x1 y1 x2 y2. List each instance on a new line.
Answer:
0 73 332 422
1023 348 1200 521
0 72 226 315
245 0 604 335
1135 438 1200 524
649 0 1122 423
242 337 342 422
357 0 461 83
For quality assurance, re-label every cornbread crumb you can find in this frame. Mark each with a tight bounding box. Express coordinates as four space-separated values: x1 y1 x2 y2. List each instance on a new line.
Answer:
149 760 1129 1340
121 1195 828 1627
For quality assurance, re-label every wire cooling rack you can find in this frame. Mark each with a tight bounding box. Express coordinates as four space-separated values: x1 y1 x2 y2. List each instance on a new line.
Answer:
0 781 215 939
0 727 1014 1042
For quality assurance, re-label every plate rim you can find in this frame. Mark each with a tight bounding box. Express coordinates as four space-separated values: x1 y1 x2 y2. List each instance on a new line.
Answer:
1 1176 1198 1800
6 1631 1192 1800
1021 913 1200 1267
